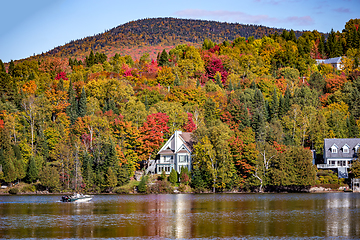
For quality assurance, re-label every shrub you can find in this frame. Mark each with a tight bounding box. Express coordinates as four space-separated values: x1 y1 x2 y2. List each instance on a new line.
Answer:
114 186 131 194
9 188 19 195
178 183 192 193
147 180 173 194
21 184 36 193
180 167 190 185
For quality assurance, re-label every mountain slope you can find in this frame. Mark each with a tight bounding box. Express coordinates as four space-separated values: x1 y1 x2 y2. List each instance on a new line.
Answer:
40 17 305 60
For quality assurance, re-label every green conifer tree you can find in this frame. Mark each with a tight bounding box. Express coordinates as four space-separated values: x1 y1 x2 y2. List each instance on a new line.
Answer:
58 78 65 92
174 74 180 86
265 99 270 122
160 170 167 181
117 165 129 186
250 81 257 89
158 49 169 67
144 95 149 111
241 103 250 128
278 94 285 118
66 80 78 124
13 145 25 180
284 87 291 113
0 60 6 73
87 50 95 67
8 60 15 76
228 80 234 91
26 156 38 183
106 167 118 190
204 98 218 126
0 135 17 183
252 109 266 142
270 88 279 119
215 73 222 87
169 168 178 184
68 57 73 67
82 152 94 189
78 87 87 117
138 175 148 193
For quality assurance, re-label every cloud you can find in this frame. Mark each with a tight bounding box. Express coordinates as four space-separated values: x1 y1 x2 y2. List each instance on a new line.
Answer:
174 9 314 27
333 7 350 13
252 0 304 5
285 16 314 26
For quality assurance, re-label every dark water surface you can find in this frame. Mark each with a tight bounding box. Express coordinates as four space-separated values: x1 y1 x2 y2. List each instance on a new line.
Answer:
0 193 360 239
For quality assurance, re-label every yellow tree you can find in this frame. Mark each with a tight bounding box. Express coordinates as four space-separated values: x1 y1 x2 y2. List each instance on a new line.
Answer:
45 86 69 122
21 81 38 154
157 66 175 86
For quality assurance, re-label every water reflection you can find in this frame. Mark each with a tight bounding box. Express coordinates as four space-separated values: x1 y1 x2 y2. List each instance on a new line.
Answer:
324 193 360 237
1 193 360 239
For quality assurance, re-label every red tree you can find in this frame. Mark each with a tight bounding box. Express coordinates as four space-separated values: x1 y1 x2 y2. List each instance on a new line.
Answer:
205 56 228 83
183 113 197 132
139 113 170 160
55 71 68 81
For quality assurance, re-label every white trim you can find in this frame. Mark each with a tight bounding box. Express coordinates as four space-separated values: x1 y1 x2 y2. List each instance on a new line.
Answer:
331 144 338 153
355 143 360 153
342 144 350 153
157 135 174 154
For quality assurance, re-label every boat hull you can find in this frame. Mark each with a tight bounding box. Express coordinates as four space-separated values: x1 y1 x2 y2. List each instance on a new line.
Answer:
61 195 92 202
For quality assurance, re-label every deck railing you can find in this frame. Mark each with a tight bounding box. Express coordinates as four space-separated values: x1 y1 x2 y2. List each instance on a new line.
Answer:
317 164 352 168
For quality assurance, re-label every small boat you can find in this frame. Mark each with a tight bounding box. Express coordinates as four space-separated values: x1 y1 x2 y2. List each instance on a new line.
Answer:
61 193 92 202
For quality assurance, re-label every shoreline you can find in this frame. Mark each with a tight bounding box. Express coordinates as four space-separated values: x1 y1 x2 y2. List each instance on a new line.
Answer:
0 189 350 196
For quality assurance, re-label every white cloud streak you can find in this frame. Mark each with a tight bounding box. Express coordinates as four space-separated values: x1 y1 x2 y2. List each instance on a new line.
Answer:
174 9 314 26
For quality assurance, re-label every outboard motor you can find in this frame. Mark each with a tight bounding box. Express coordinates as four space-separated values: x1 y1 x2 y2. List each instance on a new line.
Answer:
61 195 69 202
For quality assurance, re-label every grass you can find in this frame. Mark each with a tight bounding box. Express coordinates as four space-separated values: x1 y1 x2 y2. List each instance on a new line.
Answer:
113 180 139 194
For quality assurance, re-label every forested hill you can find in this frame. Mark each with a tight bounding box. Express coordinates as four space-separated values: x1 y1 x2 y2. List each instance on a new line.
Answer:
41 17 305 60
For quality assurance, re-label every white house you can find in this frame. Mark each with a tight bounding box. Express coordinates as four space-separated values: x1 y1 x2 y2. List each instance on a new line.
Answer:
315 56 344 70
318 138 360 178
155 130 193 174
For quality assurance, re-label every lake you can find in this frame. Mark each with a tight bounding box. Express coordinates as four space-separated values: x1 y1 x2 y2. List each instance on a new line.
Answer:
0 193 360 239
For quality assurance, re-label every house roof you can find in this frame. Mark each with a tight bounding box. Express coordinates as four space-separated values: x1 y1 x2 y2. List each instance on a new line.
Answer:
324 138 360 158
316 56 343 66
159 149 174 154
158 131 194 155
179 132 194 151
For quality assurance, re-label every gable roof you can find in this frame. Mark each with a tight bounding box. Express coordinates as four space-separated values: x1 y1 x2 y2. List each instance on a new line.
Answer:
316 56 343 65
324 138 360 158
179 132 194 152
158 131 194 155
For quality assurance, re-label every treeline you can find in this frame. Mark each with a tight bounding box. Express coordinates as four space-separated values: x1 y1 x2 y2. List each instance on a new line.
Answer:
0 19 359 193
34 17 306 61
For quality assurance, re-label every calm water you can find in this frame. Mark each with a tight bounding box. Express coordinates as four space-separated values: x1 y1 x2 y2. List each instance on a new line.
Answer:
0 193 360 239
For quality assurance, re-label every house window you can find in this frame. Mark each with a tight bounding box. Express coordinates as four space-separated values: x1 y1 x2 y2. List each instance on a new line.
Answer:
338 161 346 167
179 155 187 162
343 147 349 153
331 147 337 153
164 156 173 162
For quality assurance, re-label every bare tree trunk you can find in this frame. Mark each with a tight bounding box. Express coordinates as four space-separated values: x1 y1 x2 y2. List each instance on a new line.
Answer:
252 171 263 193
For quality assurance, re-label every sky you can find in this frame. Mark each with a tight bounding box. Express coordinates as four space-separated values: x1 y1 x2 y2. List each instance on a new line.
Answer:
0 0 359 63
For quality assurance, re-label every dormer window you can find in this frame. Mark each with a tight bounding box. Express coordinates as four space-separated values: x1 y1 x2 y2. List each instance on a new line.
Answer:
342 144 350 153
331 144 338 153
355 144 360 153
